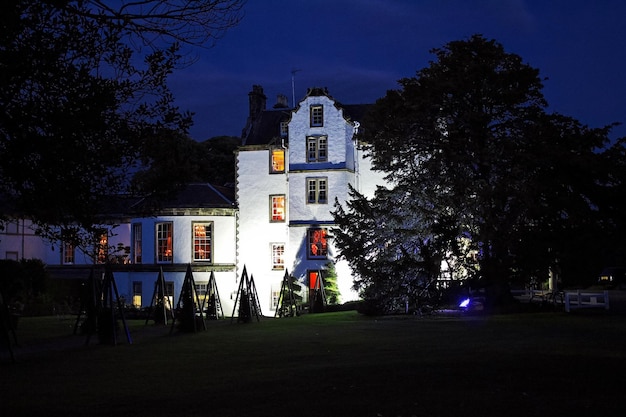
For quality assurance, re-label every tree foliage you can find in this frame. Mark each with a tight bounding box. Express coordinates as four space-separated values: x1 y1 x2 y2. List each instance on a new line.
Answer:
333 35 625 310
0 0 243 251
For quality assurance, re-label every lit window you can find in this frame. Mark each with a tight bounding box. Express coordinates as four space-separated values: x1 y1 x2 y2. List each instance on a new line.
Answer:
272 243 285 270
62 241 74 265
308 228 328 258
132 223 142 264
307 178 328 204
193 223 212 262
132 281 142 308
156 222 173 263
271 148 285 173
97 233 108 264
271 195 286 222
307 136 327 162
310 105 323 127
195 282 208 306
280 121 289 137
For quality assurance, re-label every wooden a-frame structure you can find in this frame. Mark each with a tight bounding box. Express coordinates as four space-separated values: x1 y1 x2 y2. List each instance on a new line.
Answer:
274 269 302 318
170 264 205 333
230 265 261 323
75 265 132 345
145 267 175 326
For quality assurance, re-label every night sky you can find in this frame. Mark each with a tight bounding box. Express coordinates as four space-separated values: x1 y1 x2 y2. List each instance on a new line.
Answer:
168 0 626 142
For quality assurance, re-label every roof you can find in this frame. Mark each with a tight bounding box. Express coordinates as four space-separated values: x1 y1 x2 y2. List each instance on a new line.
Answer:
132 183 236 215
242 100 373 147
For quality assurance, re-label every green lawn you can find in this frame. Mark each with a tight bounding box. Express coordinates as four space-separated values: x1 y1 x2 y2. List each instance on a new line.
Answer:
2 311 626 417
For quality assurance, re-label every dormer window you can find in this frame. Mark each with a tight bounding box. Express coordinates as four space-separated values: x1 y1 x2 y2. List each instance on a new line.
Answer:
280 121 288 137
310 105 323 127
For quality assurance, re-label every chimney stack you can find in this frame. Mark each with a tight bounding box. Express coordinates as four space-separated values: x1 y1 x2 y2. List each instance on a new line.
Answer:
273 94 289 109
248 85 267 119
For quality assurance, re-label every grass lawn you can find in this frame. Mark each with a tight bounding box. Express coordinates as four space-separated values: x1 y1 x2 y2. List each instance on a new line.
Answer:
2 310 626 417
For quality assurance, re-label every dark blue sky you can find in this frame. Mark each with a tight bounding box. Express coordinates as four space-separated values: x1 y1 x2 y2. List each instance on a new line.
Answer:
169 0 626 142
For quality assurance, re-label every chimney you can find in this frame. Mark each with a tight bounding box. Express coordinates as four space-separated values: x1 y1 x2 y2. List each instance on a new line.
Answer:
273 94 289 109
248 85 267 118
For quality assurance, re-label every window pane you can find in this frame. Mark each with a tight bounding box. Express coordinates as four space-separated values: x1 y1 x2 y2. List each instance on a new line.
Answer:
318 180 327 203
272 243 285 270
271 195 285 221
97 233 108 264
307 180 317 203
63 242 74 264
318 137 327 161
193 223 212 261
307 138 317 162
156 223 173 263
271 149 285 173
133 223 142 264
308 228 328 258
310 105 323 127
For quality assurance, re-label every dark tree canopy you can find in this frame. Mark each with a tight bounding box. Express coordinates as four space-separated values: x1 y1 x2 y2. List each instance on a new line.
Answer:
333 35 625 311
0 0 243 249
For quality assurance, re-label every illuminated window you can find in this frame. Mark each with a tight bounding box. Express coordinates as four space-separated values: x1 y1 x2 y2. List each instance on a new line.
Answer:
307 178 327 204
195 282 208 306
132 223 142 264
62 241 74 264
193 222 212 262
156 222 173 263
307 136 327 162
270 195 286 222
280 121 289 137
132 281 142 308
164 281 175 309
271 148 285 173
310 105 323 127
307 228 328 258
97 233 108 264
272 243 285 270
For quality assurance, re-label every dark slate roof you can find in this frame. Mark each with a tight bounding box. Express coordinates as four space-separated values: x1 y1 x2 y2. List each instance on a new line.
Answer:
243 108 292 146
132 183 236 214
242 103 373 147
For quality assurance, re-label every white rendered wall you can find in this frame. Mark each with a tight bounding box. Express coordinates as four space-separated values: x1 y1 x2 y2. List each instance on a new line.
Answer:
236 148 290 314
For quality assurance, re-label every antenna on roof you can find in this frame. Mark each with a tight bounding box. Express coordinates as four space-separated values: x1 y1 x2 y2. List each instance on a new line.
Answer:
291 68 301 108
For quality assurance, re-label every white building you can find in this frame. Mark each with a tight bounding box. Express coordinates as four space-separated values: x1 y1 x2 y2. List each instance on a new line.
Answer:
237 86 386 315
0 86 387 317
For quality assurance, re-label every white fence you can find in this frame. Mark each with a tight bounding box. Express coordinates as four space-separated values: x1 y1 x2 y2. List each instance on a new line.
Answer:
564 290 609 313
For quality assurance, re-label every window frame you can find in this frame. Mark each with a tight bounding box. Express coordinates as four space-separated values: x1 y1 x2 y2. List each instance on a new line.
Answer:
270 194 286 222
192 222 213 263
96 232 108 264
306 177 328 204
280 121 289 137
270 148 285 173
132 223 142 264
155 222 174 264
62 241 75 265
271 243 285 270
306 136 327 162
307 228 328 259
132 281 142 308
310 105 324 127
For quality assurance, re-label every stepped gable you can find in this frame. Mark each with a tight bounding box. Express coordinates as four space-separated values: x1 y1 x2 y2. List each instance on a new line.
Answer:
241 85 374 147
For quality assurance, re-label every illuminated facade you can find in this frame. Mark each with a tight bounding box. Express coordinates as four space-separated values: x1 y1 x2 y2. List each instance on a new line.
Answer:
0 87 387 317
237 86 386 315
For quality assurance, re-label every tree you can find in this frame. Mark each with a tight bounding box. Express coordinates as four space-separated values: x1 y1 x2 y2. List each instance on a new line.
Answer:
0 0 243 253
333 35 622 311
